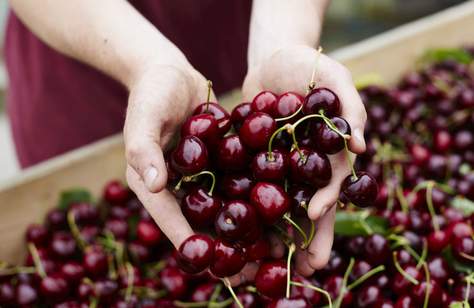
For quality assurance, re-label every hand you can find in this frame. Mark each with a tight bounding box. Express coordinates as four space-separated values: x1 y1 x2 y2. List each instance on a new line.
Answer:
124 61 214 247
243 45 367 276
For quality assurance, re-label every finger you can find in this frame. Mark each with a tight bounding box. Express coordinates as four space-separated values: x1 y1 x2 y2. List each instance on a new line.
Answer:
269 233 285 259
307 152 353 221
294 218 316 277
307 205 336 270
242 68 264 101
227 262 259 287
126 165 193 248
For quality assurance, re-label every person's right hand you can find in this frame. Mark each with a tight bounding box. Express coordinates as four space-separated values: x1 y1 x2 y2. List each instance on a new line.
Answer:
124 61 213 248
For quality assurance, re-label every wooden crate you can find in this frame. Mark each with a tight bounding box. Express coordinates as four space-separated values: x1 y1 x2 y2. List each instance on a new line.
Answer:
1 1 473 264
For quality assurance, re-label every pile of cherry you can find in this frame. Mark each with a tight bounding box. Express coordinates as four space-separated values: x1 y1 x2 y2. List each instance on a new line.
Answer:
0 48 473 308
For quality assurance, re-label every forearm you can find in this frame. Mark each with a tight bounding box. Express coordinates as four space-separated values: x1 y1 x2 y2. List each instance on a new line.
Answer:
248 0 330 68
9 0 190 88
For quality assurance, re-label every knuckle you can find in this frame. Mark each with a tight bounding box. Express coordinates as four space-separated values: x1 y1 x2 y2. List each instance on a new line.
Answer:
125 142 145 165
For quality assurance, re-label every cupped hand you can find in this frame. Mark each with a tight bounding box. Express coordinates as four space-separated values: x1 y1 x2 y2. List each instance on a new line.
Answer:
242 45 367 276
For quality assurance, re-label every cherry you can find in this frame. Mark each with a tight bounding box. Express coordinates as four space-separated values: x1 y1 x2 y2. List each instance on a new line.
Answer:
47 209 67 230
182 188 222 227
104 218 129 240
350 260 371 281
160 267 187 299
342 172 379 208
427 256 450 282
233 292 259 308
93 279 119 303
345 236 365 256
356 285 382 308
255 260 287 299
323 275 353 307
250 182 290 224
413 279 443 306
83 245 108 278
210 239 246 278
251 91 278 115
267 297 311 308
171 136 208 175
80 225 100 244
221 174 253 199
393 249 415 267
408 210 431 234
313 117 351 154
49 231 77 259
243 236 271 262
427 229 449 253
60 262 85 285
433 130 452 153
176 234 214 274
410 144 430 166
289 186 314 217
364 234 390 265
231 102 252 131
426 154 447 179
190 282 216 302
373 299 394 308
452 236 474 262
103 180 130 204
320 251 347 277
388 211 410 230
273 92 303 118
26 224 49 247
193 102 231 135
216 135 249 171
239 112 277 150
181 114 219 147
454 130 473 150
252 150 288 182
136 220 162 246
77 280 94 300
215 200 259 243
392 265 422 295
449 221 473 240
16 283 38 306
303 88 341 117
289 148 331 188
393 295 414 308
108 206 131 220
127 241 150 263
40 274 69 302
0 282 15 306
291 276 322 305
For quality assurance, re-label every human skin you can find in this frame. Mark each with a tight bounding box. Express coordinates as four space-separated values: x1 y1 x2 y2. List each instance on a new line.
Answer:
10 0 366 284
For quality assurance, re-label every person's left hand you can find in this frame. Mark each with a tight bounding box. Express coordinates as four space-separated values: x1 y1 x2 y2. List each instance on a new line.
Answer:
242 44 367 277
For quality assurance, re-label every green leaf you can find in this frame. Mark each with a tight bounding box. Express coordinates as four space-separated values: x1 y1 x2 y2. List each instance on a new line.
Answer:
420 48 473 65
335 211 389 236
450 302 469 308
57 188 93 210
451 197 474 216
442 247 474 274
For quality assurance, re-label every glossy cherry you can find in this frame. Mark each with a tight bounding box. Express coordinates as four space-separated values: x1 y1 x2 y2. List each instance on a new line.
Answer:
252 150 288 182
313 117 351 154
251 91 278 116
364 234 390 265
289 148 331 188
176 234 214 274
273 92 303 118
289 186 314 217
103 180 130 204
25 224 48 247
182 188 222 227
239 112 277 150
221 174 253 199
210 239 246 278
60 262 85 285
255 260 287 299
452 236 474 262
40 274 69 301
49 231 77 259
243 236 271 262
341 172 379 208
427 229 450 253
250 182 290 224
193 102 231 135
83 245 108 278
303 88 341 117
104 218 129 240
160 267 187 299
291 276 322 305
231 102 253 131
267 297 311 308
216 135 249 171
181 114 219 147
215 200 259 243
171 136 208 175
392 265 422 295
356 285 383 308
323 275 353 307
136 220 162 246
15 283 38 306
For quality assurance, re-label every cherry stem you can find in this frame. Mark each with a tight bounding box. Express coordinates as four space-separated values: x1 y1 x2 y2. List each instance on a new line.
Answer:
27 243 46 278
89 297 98 308
275 105 303 122
290 281 332 308
125 262 134 303
273 225 294 248
67 210 87 250
267 124 292 160
459 252 474 261
425 181 440 232
286 243 296 298
334 258 354 308
208 283 223 305
174 298 233 308
205 80 213 113
464 273 474 305
392 251 419 285
222 278 243 308
421 262 431 308
177 170 217 196
283 213 308 249
307 46 323 93
108 254 117 280
0 266 36 276
416 240 428 270
347 265 385 290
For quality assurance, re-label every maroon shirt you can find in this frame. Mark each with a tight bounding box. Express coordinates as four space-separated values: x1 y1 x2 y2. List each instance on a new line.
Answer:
5 0 251 168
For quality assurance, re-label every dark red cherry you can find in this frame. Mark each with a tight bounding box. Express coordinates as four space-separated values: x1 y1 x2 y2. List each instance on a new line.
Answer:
313 117 351 154
452 236 474 262
427 230 449 253
255 261 287 299
250 182 290 224
104 180 130 204
171 136 208 175
291 276 322 305
216 135 249 172
215 200 259 243
69 202 99 226
364 234 390 265
289 148 331 188
393 249 415 267
136 220 162 246
231 102 252 131
454 130 473 151
49 231 77 259
233 292 259 308
303 88 341 117
160 267 187 299
251 91 278 115
350 260 371 281
413 279 443 306
210 239 246 278
289 186 314 217
104 218 129 240
410 144 430 166
40 274 69 302
267 297 311 308
273 92 303 118
193 102 231 135
242 236 271 262
0 283 15 306
127 241 150 262
427 154 447 180
433 130 452 153
356 285 382 308
108 206 131 220
93 279 119 303
190 283 216 302
26 224 49 247
15 283 38 306
83 245 108 278
181 114 219 147
341 172 379 208
324 275 353 307
394 295 414 308
60 262 85 284
47 209 67 230
392 265 422 295
182 188 222 227
176 234 214 274
427 256 450 282
449 221 473 240
239 112 277 150
221 174 253 199
252 150 288 182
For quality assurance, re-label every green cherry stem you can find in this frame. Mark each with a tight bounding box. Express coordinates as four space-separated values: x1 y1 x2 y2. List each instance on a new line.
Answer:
286 243 296 298
176 170 217 196
334 258 355 308
347 265 385 291
283 213 309 249
208 283 223 307
27 243 46 278
307 46 324 93
275 105 303 123
392 251 419 285
425 181 440 232
0 266 36 276
125 262 135 303
290 281 332 308
267 124 292 160
421 262 431 308
205 80 213 113
416 240 428 270
222 278 243 308
67 210 87 251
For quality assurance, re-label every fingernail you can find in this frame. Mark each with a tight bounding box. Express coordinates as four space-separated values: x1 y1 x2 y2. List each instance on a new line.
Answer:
354 128 365 147
144 167 158 191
